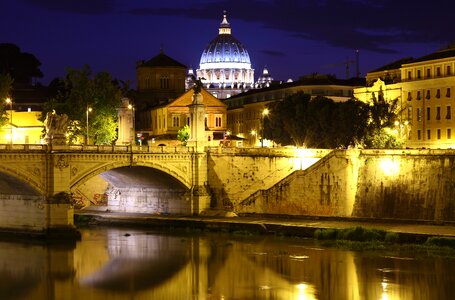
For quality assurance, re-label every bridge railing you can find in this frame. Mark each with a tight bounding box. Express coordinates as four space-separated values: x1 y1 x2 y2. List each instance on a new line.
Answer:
206 146 331 157
0 144 196 153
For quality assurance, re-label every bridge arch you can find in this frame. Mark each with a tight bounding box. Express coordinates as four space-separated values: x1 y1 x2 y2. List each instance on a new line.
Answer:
71 161 192 191
0 167 43 196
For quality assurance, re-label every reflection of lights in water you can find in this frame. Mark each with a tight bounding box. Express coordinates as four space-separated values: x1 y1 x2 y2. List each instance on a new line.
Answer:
381 280 389 300
289 255 309 261
294 282 317 300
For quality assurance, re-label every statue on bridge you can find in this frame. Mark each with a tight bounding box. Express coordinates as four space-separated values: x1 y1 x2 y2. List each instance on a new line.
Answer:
44 110 69 145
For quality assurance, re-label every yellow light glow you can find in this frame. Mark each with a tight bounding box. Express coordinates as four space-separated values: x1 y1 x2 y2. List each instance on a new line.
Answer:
263 108 269 116
251 130 256 135
380 158 400 176
293 282 317 300
294 148 320 170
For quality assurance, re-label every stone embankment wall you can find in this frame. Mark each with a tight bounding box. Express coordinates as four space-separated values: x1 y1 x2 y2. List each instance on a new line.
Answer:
207 147 330 210
0 195 74 232
236 149 455 222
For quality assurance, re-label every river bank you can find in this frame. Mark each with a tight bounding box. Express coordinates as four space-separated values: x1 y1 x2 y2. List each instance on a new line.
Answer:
74 209 455 244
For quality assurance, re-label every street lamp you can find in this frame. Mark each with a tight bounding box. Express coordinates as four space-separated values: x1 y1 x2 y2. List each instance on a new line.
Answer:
128 103 135 145
261 108 269 147
86 107 92 145
5 97 12 144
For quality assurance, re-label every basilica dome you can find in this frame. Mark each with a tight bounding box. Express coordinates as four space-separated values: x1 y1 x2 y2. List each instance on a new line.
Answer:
197 12 254 95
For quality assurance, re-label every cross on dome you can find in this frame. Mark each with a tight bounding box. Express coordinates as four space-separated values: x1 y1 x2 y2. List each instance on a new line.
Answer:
219 11 231 35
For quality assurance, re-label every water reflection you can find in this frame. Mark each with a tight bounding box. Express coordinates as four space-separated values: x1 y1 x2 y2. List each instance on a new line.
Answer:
0 228 454 299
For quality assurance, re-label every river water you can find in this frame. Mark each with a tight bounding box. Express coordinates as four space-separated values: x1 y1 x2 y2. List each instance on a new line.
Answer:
1 227 454 300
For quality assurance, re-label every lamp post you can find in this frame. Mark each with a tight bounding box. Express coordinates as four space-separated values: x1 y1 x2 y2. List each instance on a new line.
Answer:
5 97 12 144
261 108 269 147
86 107 92 145
128 103 135 145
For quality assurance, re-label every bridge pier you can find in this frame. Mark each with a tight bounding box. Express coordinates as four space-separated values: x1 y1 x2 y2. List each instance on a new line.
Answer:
189 152 211 215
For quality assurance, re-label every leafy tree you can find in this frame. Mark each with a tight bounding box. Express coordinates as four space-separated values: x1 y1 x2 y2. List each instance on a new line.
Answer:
41 65 123 145
0 74 13 127
264 92 399 149
363 96 401 148
0 43 43 84
177 125 190 145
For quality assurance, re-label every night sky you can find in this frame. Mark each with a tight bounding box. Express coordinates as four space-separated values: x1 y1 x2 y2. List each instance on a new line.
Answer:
2 0 455 87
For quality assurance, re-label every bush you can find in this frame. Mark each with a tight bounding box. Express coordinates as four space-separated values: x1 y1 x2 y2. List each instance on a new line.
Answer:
314 228 338 240
425 236 455 248
315 226 387 242
384 232 400 243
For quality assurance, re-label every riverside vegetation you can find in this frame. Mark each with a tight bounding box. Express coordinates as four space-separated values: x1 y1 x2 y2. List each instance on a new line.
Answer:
314 226 455 256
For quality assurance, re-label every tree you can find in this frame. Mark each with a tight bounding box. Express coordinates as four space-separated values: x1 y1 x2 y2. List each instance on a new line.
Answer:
41 65 123 145
0 74 13 127
0 43 43 84
177 125 190 145
264 92 399 149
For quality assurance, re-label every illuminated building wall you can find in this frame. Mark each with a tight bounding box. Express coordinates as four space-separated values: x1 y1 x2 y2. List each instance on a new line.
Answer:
356 45 455 149
0 110 44 144
401 47 455 148
149 88 227 145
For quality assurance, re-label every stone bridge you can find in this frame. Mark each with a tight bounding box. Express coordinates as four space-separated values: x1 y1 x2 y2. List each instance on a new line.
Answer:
0 144 328 235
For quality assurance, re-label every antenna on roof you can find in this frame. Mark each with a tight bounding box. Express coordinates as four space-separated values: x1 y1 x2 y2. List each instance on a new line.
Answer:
356 49 360 78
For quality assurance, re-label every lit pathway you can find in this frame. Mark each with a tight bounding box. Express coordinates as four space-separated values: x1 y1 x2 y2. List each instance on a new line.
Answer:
75 210 455 239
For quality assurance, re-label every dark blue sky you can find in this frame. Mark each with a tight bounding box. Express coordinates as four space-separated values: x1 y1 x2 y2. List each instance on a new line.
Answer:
2 0 454 86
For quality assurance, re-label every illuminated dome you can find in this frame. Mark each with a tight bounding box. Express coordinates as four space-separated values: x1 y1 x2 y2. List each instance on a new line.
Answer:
197 12 254 94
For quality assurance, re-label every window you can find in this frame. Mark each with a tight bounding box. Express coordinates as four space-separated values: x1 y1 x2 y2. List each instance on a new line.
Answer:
437 67 441 77
436 107 441 120
427 68 431 78
417 70 421 79
448 128 452 140
408 107 413 121
447 88 451 98
447 106 452 119
436 89 441 98
408 71 412 79
417 108 422 121
417 91 421 100
427 129 431 140
426 107 431 121
417 130 421 140
160 76 169 89
215 115 222 127
448 66 452 76
426 90 431 99
437 129 441 139
172 116 180 127
204 116 208 127
407 92 412 101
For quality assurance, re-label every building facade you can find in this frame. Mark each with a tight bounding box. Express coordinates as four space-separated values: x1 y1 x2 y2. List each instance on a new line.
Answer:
401 47 455 148
354 45 455 149
149 88 227 146
135 50 187 132
196 12 254 99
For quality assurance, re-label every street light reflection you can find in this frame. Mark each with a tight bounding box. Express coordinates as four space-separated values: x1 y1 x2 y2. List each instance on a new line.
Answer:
294 282 317 300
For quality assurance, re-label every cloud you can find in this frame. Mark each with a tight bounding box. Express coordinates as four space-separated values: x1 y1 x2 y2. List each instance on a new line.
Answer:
126 0 455 53
23 0 117 14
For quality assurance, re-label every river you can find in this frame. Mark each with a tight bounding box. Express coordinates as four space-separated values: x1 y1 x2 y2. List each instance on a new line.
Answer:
0 226 454 300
